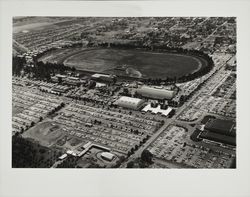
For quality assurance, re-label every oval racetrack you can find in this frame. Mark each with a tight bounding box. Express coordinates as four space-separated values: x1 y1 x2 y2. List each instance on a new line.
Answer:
63 48 208 79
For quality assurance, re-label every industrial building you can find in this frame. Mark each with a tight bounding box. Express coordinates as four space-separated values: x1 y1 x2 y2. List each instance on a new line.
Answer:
204 119 236 137
115 96 145 110
136 85 176 100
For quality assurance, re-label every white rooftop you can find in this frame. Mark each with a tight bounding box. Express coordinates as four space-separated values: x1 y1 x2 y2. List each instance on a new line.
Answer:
59 154 67 160
96 82 106 87
55 74 67 78
101 152 115 161
116 96 145 109
142 104 172 116
118 96 143 104
92 73 113 78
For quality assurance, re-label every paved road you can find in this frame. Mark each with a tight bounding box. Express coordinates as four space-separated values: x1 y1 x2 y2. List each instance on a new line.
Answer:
120 79 216 167
13 39 29 53
120 54 234 168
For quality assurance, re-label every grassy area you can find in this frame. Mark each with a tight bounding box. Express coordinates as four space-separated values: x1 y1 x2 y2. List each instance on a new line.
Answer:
63 48 208 79
23 121 65 147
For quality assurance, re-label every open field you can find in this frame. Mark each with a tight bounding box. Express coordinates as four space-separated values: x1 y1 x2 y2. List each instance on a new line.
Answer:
13 22 54 34
23 121 65 147
13 17 78 33
63 48 207 79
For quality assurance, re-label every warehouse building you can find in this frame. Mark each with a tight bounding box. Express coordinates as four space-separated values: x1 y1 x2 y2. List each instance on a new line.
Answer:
204 119 235 137
115 96 145 110
136 85 176 100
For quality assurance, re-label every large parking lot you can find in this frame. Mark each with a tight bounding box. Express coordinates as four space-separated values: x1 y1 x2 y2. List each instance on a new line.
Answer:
212 73 236 99
12 76 164 159
53 101 162 155
147 125 235 168
197 94 235 117
12 83 63 134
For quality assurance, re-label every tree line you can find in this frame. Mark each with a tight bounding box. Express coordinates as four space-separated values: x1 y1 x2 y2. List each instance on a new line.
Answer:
12 55 76 81
13 41 214 85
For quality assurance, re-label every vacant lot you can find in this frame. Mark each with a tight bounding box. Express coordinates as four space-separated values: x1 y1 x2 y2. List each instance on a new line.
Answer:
23 121 65 147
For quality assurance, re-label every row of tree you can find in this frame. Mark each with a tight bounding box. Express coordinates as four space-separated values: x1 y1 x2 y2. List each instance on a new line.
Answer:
12 54 76 81
127 149 153 168
12 56 26 76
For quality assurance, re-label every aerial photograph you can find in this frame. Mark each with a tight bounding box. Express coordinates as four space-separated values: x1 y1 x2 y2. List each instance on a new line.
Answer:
12 17 236 168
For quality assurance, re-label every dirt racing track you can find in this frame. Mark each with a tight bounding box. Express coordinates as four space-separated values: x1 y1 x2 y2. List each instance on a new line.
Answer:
39 47 208 79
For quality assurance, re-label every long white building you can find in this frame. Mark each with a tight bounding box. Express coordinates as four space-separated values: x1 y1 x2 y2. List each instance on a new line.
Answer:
136 85 176 100
115 96 145 110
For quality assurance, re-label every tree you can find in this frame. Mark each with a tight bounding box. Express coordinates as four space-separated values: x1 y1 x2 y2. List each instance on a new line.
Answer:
141 150 153 163
58 77 63 84
122 88 129 95
120 156 126 163
71 66 76 72
127 161 134 168
88 80 96 89
31 121 35 127
20 127 24 134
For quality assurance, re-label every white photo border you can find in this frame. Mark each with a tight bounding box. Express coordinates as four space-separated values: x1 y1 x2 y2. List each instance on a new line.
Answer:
1 1 250 197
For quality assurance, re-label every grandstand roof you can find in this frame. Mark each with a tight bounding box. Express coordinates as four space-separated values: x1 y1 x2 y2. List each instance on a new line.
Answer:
136 85 176 100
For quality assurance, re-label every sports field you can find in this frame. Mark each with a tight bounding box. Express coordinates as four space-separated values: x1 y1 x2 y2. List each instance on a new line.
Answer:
63 48 208 79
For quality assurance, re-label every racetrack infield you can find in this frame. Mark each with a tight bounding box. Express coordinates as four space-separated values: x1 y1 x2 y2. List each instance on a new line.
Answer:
63 48 208 79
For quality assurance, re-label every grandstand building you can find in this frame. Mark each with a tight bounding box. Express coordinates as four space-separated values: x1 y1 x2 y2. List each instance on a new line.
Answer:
136 85 176 100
